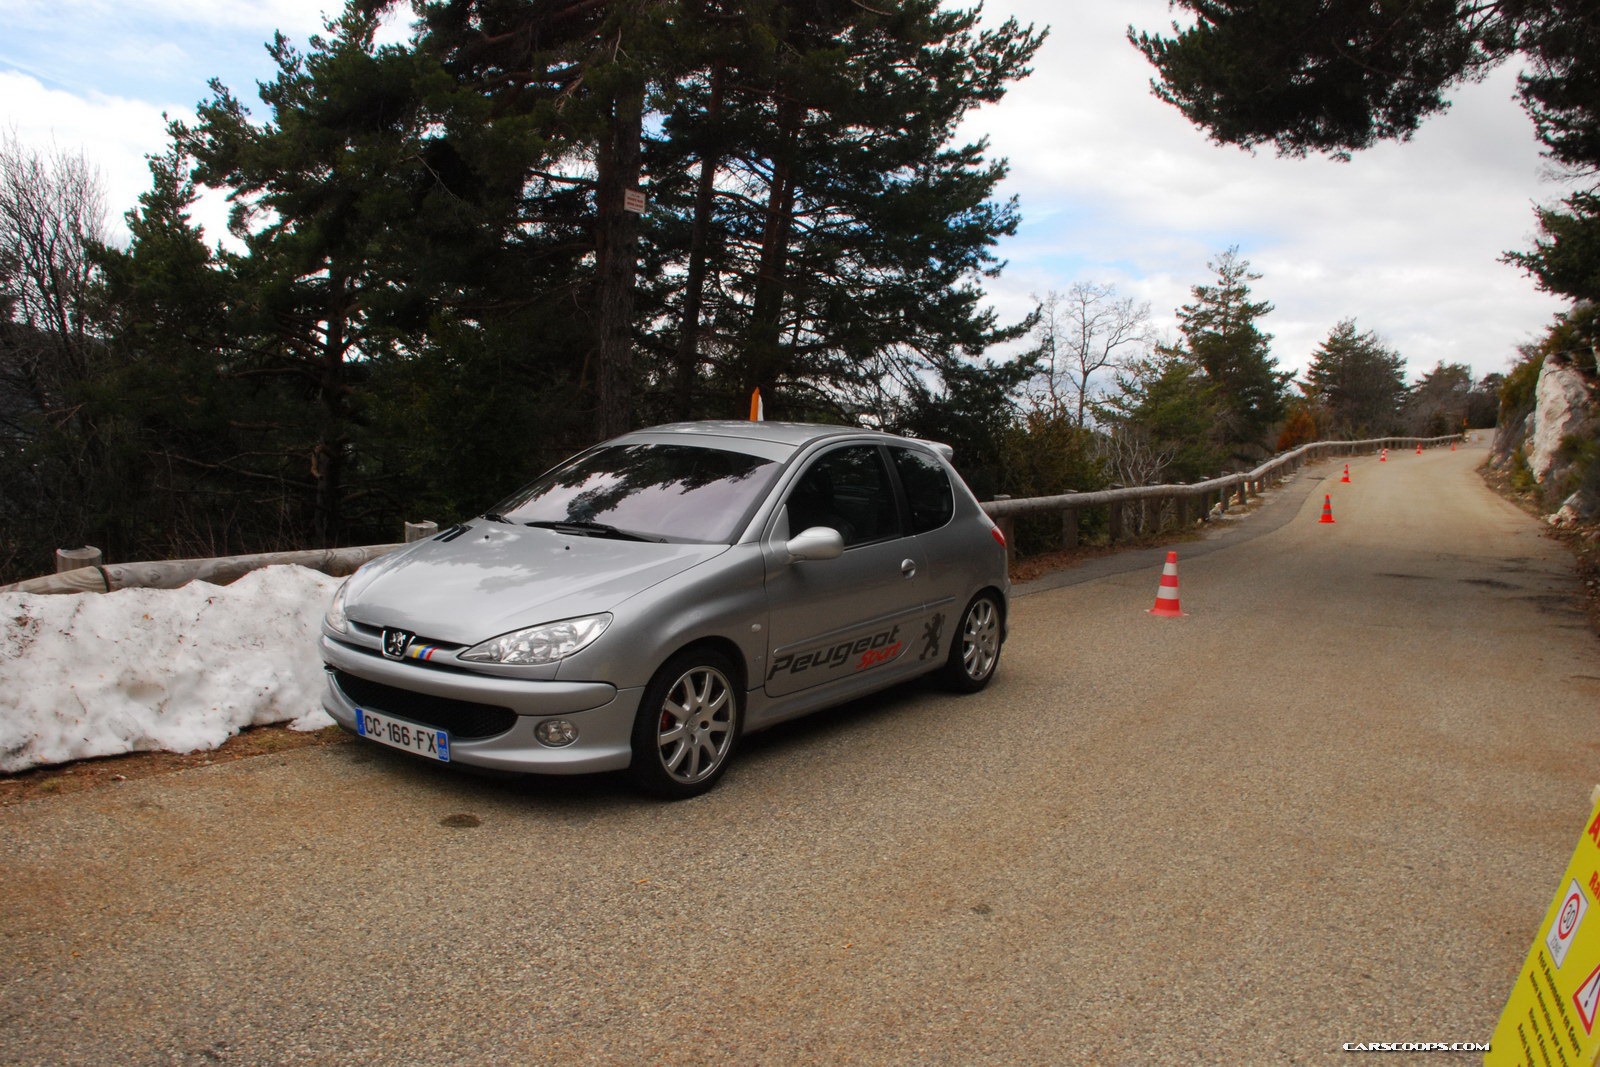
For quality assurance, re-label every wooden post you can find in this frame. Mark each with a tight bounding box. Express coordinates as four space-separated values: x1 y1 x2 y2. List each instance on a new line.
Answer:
56 546 102 573
1060 509 1078 551
404 520 439 543
1107 499 1123 544
1178 493 1193 528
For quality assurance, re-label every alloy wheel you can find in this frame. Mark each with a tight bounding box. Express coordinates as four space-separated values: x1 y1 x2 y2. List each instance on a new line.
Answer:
960 598 1000 682
654 665 736 784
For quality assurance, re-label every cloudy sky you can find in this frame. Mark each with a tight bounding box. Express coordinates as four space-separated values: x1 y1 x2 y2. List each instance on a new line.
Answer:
0 0 1571 383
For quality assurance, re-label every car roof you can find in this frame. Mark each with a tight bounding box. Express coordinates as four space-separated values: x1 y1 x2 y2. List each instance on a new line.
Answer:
616 421 956 463
623 420 893 449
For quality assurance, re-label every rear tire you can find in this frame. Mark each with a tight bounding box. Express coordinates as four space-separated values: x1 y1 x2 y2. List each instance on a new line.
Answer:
628 648 742 800
938 592 1002 693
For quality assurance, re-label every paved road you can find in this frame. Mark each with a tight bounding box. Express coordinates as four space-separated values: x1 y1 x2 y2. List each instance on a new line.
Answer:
4 442 1597 1065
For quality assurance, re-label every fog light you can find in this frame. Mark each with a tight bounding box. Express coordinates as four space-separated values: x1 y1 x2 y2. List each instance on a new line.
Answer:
534 719 579 747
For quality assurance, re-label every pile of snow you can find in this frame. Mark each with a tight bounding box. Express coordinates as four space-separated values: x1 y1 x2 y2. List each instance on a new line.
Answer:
0 565 341 774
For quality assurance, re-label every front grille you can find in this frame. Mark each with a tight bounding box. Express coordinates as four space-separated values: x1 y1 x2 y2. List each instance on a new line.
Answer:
332 669 518 740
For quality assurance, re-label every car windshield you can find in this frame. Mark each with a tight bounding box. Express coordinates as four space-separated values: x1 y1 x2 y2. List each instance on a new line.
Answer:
491 442 782 544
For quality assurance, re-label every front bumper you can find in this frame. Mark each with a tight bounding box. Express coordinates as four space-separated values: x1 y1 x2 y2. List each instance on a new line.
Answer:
319 635 640 774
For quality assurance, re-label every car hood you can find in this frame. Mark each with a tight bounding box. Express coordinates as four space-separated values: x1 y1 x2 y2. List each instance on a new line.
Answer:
345 523 728 643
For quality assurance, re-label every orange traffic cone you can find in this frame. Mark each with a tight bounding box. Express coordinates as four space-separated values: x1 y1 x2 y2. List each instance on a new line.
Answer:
1341 464 1350 483
1147 551 1184 617
1415 443 1422 455
1318 494 1336 524
1451 441 1457 452
1380 448 1388 462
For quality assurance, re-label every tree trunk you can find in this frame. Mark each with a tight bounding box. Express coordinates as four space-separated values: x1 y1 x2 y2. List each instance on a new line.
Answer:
745 92 802 408
314 272 349 546
594 83 645 439
672 63 725 420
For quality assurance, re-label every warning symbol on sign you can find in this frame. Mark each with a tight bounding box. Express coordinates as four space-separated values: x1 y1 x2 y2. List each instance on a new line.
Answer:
1575 962 1600 1035
1548 880 1589 968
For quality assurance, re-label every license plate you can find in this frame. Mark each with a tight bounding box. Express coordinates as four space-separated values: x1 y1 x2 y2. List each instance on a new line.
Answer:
354 708 450 762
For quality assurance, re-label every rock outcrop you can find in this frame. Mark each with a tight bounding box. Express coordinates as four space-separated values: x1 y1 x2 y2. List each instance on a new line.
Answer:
1528 360 1596 487
1491 351 1599 518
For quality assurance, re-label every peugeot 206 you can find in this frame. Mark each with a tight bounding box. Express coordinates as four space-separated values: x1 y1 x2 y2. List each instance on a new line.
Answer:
319 421 1009 798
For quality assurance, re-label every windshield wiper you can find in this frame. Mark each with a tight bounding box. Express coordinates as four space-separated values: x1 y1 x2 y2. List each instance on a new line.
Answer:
523 520 657 542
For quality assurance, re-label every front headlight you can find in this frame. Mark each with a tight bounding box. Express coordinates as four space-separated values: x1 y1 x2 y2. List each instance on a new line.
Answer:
458 613 612 666
325 579 351 634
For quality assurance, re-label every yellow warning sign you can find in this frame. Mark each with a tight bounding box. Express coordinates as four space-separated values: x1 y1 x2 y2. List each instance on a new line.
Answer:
1488 797 1600 1066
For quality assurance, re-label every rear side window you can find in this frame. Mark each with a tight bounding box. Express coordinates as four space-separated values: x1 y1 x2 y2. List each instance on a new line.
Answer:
891 447 954 534
786 445 899 547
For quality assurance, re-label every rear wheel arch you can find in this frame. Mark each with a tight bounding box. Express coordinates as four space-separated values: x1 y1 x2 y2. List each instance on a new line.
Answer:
975 585 1008 636
947 584 1007 645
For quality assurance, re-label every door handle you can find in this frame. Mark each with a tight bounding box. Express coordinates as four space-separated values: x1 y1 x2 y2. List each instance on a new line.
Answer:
901 558 917 578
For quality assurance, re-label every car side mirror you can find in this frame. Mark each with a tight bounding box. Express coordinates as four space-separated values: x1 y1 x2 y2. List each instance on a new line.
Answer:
786 526 844 563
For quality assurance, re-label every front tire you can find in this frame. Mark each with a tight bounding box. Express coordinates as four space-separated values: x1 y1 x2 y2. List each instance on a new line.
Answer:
628 649 742 800
939 592 1003 693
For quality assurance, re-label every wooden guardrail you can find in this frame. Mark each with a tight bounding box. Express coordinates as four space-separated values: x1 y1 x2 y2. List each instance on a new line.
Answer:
980 435 1465 561
0 521 439 596
1 436 1465 595
0 545 406 596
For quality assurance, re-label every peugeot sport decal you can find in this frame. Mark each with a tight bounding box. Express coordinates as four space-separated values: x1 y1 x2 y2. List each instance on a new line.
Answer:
767 623 906 681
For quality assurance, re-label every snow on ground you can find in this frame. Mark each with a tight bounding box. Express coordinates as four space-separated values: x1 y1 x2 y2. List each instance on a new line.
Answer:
0 565 341 774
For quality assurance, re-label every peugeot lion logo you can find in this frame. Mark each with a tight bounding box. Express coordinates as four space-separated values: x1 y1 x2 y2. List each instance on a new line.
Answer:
382 628 414 660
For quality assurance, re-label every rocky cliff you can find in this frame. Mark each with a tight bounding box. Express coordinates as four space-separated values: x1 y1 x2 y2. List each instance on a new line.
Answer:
1491 351 1599 525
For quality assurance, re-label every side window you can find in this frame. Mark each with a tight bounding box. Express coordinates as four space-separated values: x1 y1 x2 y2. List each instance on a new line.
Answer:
786 446 900 547
891 447 954 534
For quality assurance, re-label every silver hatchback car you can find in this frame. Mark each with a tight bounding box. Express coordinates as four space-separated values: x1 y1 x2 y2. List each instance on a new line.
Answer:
320 421 1009 798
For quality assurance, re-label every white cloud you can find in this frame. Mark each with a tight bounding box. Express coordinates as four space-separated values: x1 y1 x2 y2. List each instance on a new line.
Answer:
0 0 337 35
968 0 1566 383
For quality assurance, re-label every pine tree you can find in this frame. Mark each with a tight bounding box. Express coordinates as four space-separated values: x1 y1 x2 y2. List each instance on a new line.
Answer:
173 10 478 545
1098 346 1224 484
715 1 1044 421
1164 248 1288 459
1302 319 1407 436
1406 362 1474 436
93 146 257 558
